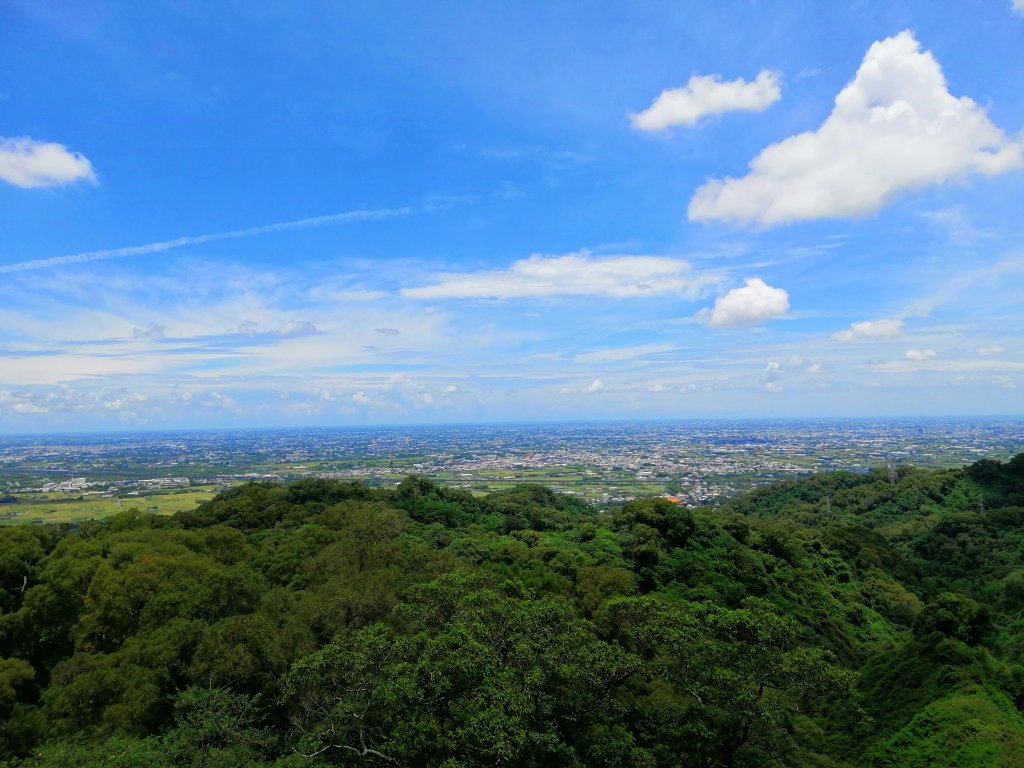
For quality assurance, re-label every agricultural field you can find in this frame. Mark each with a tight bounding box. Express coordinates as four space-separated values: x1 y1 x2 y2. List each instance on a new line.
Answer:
0 486 220 526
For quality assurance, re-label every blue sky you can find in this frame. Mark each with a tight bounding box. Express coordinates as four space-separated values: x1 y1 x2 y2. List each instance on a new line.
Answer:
2 1 1023 431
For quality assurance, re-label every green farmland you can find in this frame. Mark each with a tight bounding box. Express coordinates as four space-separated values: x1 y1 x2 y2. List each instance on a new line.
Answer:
0 486 221 526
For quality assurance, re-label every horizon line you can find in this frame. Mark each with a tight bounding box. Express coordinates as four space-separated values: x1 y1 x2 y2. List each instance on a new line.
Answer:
1 413 1022 439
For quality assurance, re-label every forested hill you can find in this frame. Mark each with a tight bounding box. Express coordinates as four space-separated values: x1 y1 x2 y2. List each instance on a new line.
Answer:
1 455 1023 767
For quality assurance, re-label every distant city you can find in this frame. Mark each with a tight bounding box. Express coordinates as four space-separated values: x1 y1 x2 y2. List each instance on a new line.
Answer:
1 417 1021 525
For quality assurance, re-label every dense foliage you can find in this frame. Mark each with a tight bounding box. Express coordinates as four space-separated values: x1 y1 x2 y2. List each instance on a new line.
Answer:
1 455 1023 766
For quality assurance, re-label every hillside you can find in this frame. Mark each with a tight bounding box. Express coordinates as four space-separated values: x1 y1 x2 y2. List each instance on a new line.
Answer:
1 456 1022 767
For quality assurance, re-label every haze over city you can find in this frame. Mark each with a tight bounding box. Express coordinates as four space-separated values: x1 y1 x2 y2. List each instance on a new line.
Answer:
2 1 1023 431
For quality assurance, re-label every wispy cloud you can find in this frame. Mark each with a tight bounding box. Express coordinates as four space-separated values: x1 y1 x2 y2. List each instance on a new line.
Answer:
906 255 1024 317
575 343 674 363
132 323 166 340
870 358 1024 374
0 206 411 274
275 320 319 337
464 144 592 169
402 251 720 300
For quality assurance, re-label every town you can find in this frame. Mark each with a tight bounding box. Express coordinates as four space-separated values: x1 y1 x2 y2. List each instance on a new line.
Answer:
2 417 1021 526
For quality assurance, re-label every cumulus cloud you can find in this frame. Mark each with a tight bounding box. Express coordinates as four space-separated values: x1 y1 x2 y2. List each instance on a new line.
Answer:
688 31 1024 225
0 391 47 415
0 136 96 188
977 344 1006 356
102 392 148 411
905 348 937 361
803 362 834 388
703 278 789 327
1015 0 1024 15
583 379 606 393
630 70 780 130
202 392 238 411
832 318 903 342
402 251 718 300
352 391 373 405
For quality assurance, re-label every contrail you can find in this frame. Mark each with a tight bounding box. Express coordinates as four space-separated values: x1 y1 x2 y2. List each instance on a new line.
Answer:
0 206 411 274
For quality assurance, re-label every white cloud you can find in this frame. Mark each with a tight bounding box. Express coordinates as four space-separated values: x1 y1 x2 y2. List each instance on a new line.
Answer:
132 323 166 340
13 402 47 414
832 318 903 342
993 375 1017 389
328 289 390 302
764 382 782 393
102 392 148 411
804 362 831 376
0 392 48 415
703 278 789 327
977 344 1006 356
201 392 238 411
803 362 834 387
0 351 203 385
374 327 400 336
439 384 458 395
870 358 1024 374
352 391 372 405
402 251 718 300
1015 0 1024 15
283 401 321 417
0 136 96 188
575 343 674 363
275 320 318 337
630 70 781 130
688 31 1024 225
905 348 937 361
583 379 606 393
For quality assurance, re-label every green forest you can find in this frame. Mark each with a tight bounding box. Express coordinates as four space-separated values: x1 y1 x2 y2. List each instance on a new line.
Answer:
2 453 1023 767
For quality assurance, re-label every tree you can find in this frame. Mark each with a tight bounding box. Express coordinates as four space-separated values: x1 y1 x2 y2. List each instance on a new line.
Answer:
285 573 641 766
